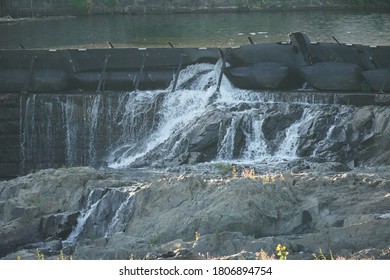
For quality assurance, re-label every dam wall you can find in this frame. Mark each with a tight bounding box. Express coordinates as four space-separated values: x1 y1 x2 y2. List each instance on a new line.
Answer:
1 36 390 180
0 94 19 180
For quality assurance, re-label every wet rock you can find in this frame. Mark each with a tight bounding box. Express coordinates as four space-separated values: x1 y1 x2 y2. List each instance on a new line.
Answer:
145 248 205 260
40 212 80 240
262 107 303 141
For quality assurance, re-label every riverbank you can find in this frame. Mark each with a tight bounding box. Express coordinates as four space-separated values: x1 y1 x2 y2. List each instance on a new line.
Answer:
1 0 390 18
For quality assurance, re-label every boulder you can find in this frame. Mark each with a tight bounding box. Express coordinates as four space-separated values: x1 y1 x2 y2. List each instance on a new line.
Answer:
0 167 100 257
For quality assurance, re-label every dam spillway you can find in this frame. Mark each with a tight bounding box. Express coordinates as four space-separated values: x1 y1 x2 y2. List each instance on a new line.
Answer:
1 33 390 180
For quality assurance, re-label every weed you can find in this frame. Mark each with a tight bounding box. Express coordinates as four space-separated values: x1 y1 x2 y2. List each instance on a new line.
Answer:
195 231 201 241
259 172 285 184
255 250 275 260
215 163 232 176
241 166 256 179
311 248 344 261
36 248 45 260
232 165 238 178
58 250 73 260
276 244 289 260
149 235 159 246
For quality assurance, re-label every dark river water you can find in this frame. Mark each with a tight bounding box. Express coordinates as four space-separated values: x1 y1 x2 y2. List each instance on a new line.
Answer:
0 10 389 49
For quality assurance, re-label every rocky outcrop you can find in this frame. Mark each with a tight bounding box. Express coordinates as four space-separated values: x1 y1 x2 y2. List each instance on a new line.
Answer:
1 166 389 260
0 167 100 257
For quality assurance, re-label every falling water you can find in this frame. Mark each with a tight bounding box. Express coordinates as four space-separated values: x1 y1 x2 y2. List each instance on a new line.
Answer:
66 189 106 243
104 192 135 238
108 63 222 168
19 61 365 174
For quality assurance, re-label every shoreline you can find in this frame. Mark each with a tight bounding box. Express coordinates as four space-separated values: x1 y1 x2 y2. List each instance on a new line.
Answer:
1 4 389 20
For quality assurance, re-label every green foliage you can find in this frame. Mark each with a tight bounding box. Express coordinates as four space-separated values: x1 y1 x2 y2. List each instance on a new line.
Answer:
215 162 233 176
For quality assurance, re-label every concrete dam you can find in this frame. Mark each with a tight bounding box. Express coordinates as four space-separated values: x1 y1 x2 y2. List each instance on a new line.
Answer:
1 32 390 180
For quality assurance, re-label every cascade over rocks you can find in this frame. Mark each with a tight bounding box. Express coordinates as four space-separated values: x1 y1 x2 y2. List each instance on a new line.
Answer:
1 166 389 260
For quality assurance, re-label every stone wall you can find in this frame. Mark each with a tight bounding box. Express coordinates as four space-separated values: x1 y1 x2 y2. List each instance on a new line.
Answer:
1 1 389 17
0 94 20 180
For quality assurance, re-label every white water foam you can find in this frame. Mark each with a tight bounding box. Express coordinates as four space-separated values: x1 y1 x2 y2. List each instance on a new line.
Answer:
107 60 345 169
274 108 317 159
109 63 223 168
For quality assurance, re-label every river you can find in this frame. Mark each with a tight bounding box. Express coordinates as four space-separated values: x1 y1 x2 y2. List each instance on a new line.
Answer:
0 10 389 49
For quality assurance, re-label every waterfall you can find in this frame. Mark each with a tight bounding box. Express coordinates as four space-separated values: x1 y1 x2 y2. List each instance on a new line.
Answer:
20 95 36 174
104 192 135 238
274 108 317 159
62 97 78 166
19 61 368 174
108 63 222 168
216 115 240 160
240 117 268 162
87 94 102 163
66 187 136 242
66 189 106 243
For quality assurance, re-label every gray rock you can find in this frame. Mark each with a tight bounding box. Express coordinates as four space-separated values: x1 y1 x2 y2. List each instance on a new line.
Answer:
145 248 205 260
2 166 390 260
0 167 99 257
